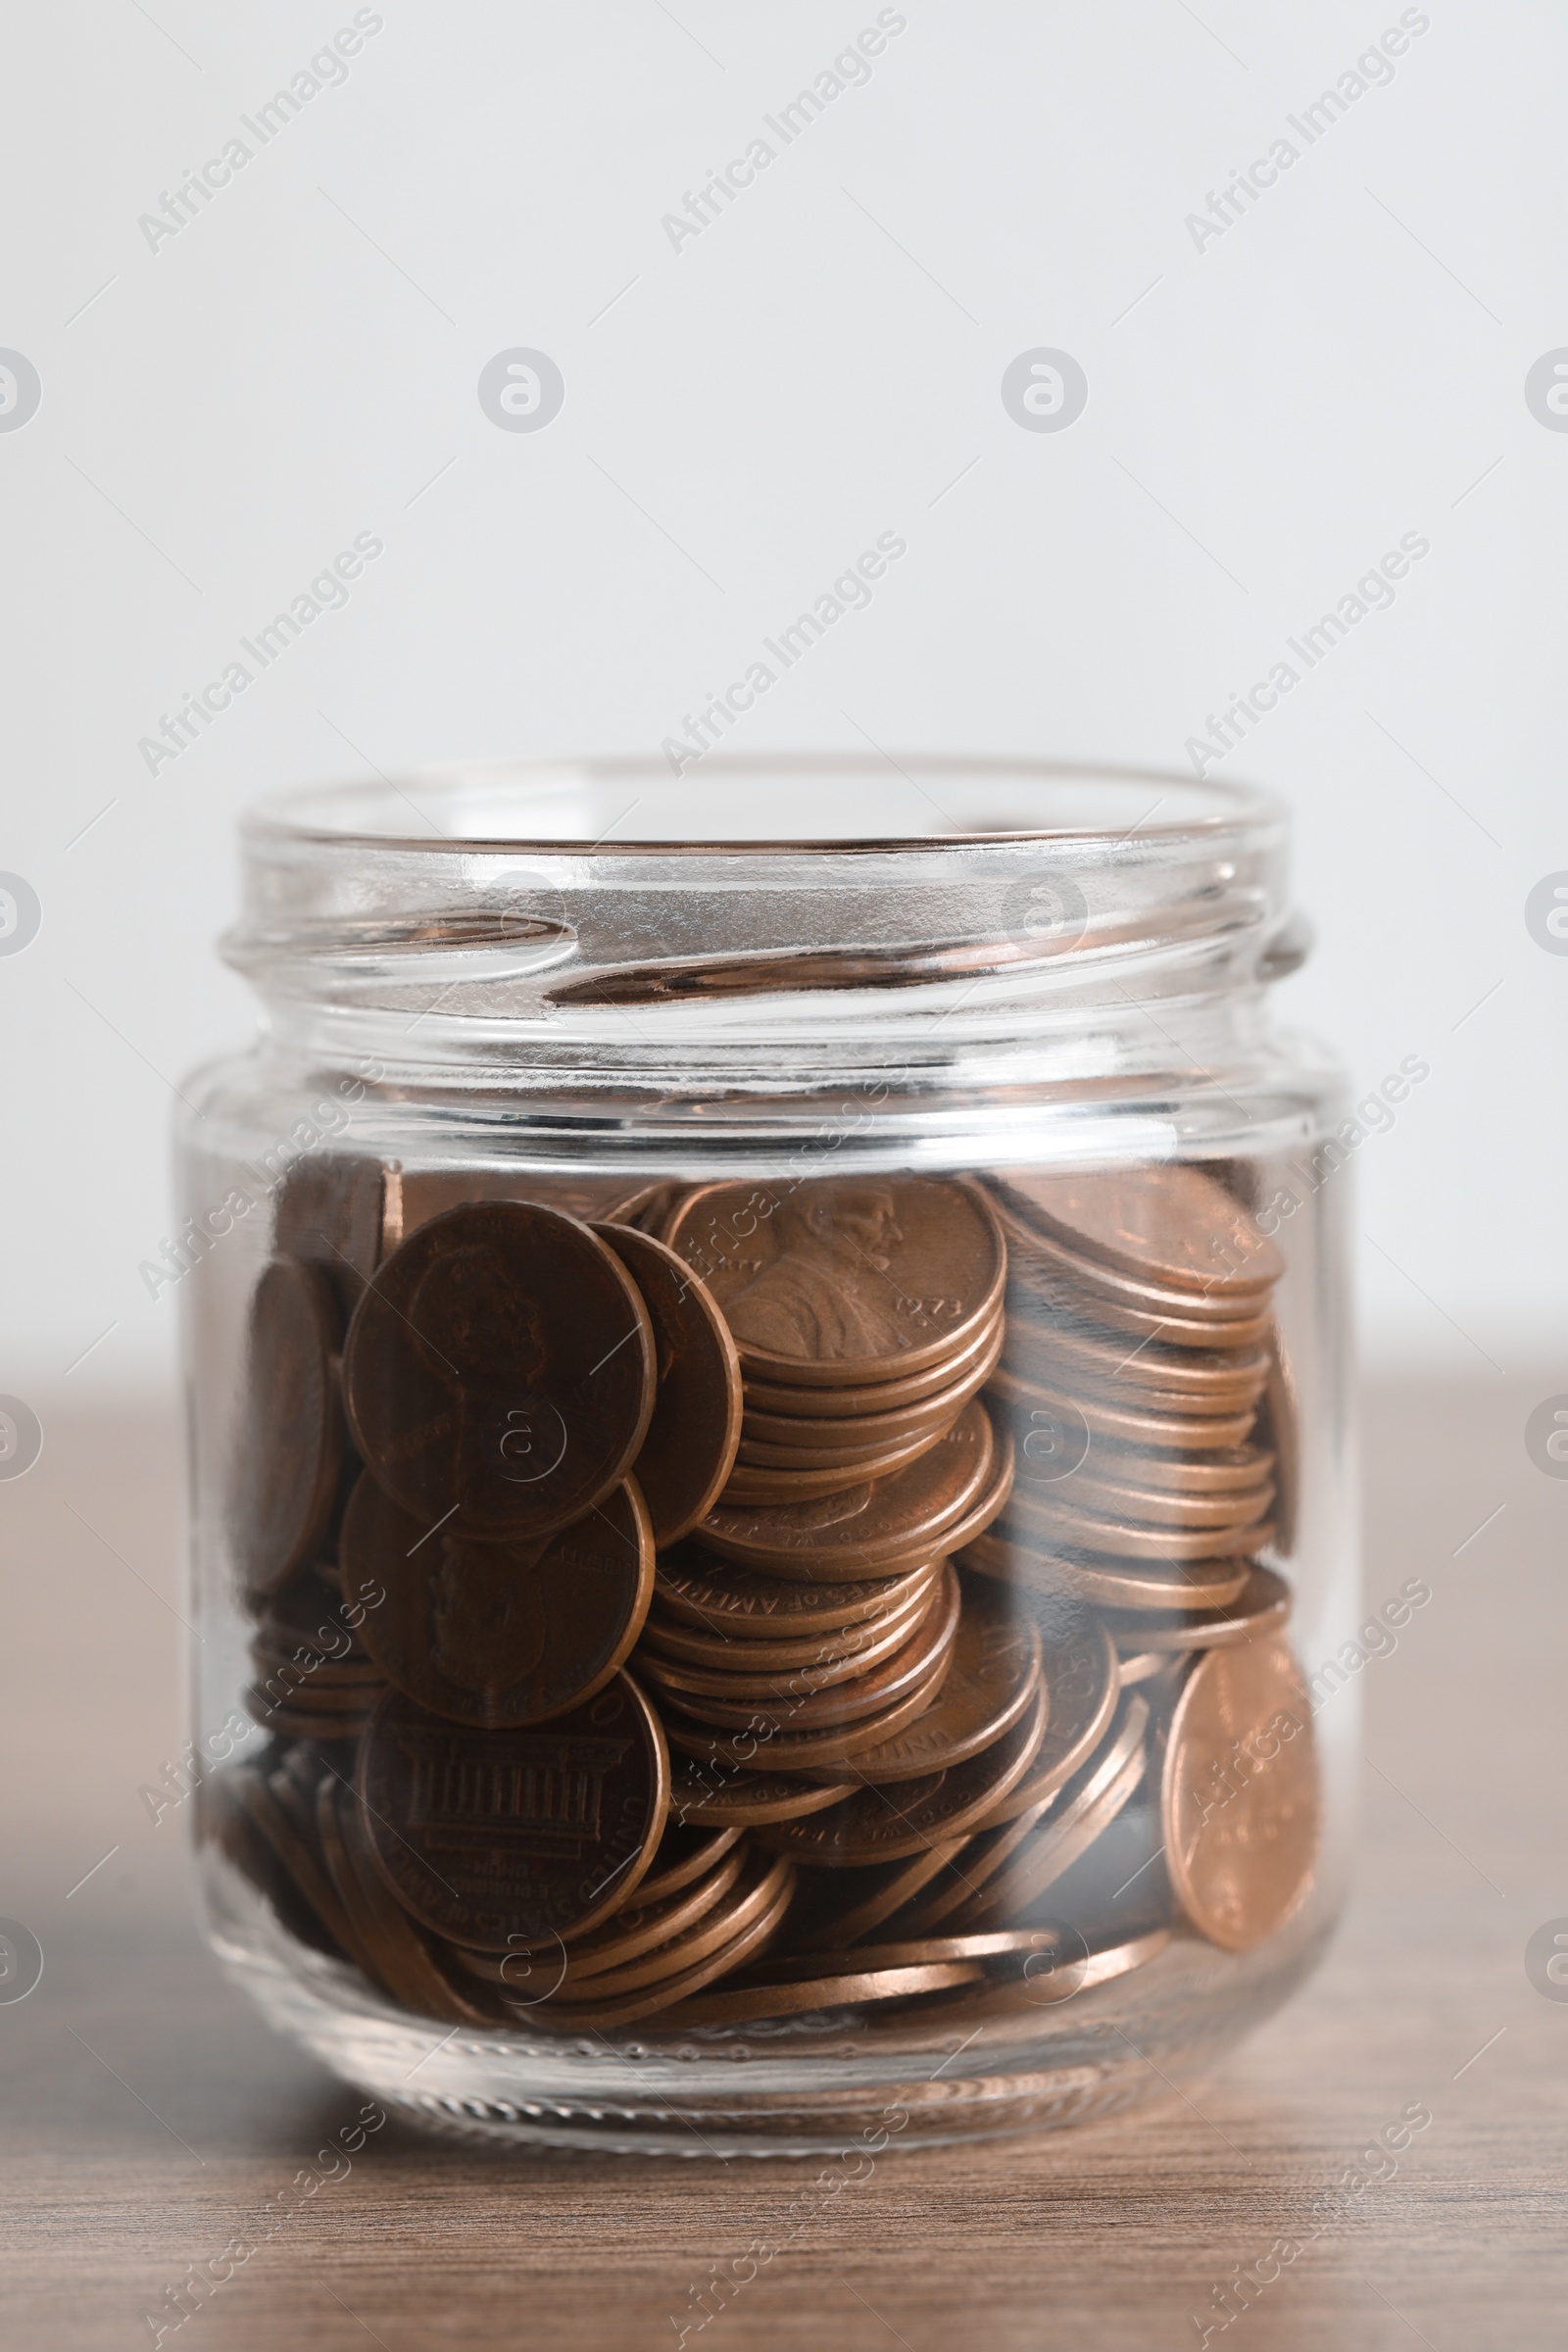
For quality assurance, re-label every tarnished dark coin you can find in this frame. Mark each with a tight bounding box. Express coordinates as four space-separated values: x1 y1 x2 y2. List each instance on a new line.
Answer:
662 1176 1005 1386
696 1398 997 1581
1102 1562 1293 1653
342 1201 656 1540
755 1677 1047 1864
358 1670 667 1949
591 1221 743 1545
798 1573 1042 1787
654 1544 940 1636
1162 1634 1319 1951
340 1472 654 1727
989 1164 1283 1296
667 1753 856 1827
230 1257 348 1598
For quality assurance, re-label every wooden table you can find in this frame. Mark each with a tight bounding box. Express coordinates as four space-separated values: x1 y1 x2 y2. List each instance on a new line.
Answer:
5 1381 1565 2349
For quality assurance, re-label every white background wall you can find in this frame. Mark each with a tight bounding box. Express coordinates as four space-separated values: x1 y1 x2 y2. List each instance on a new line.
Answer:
2 0 1563 1397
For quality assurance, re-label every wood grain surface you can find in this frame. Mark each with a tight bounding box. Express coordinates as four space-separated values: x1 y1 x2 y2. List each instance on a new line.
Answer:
2 1380 1565 2350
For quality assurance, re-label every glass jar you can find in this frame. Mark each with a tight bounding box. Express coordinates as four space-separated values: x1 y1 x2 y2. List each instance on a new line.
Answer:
179 758 1354 2156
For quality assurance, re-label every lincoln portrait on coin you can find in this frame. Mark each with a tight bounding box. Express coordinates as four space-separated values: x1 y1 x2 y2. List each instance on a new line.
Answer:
429 1532 549 1702
723 1184 906 1361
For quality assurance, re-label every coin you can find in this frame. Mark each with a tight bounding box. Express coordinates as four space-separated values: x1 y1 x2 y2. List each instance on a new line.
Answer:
1002 1488 1273 1565
396 1171 656 1236
989 1364 1256 1452
755 1677 1048 1864
918 1924 1172 2020
591 1221 743 1544
719 1417 951 1503
988 1164 1283 1296
667 1754 856 1827
628 1819 742 1907
231 1761 360 1964
455 1841 749 1987
1102 1563 1293 1653
996 1201 1276 1324
1004 1319 1271 1402
781 1838 970 1951
640 1568 939 1673
741 1304 1004 1419
340 1472 654 1727
751 1929 1067 1978
739 1327 1004 1453
655 1955 984 2028
950 1693 1150 1931
1059 1444 1275 1499
358 1670 668 1949
550 1847 784 1998
799 1573 1042 1787
230 1257 348 1597
525 1856 796 2027
968 1613 1119 1827
663 1638 954 1776
964 1531 1252 1614
1161 1633 1319 1951
661 1565 960 1735
653 1546 940 1637
342 1201 656 1541
317 1777 496 2025
662 1177 1006 1386
637 1576 942 1701
1012 1272 1276 1353
1253 1327 1300 1556
1048 1466 1274 1530
273 1153 394 1318
696 1398 997 1581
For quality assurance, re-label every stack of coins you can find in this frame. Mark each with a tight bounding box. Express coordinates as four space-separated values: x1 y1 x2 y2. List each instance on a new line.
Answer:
211 1154 1321 2035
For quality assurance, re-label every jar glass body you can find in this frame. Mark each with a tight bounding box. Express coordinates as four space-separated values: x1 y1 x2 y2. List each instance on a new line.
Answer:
179 760 1355 2155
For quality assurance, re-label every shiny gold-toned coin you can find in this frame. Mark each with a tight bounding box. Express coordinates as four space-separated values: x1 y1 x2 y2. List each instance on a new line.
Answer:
1161 1633 1319 1952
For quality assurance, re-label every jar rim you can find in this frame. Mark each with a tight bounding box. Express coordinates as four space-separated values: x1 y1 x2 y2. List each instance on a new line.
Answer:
243 754 1283 858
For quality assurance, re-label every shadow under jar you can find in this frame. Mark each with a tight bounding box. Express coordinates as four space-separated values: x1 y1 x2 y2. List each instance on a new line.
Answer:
182 757 1355 2156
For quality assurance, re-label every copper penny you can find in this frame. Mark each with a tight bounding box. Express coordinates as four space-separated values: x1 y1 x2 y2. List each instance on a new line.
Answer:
1107 1563 1294 1654
340 1471 654 1727
342 1201 656 1541
664 1640 954 1776
740 1303 1004 1418
637 1577 941 1703
545 1848 787 2000
1253 1327 1300 1557
454 1841 748 1987
1062 1443 1275 1498
526 1857 796 2027
951 1693 1150 1931
996 1200 1275 1325
667 1754 856 1828
757 1678 1048 1865
965 1530 1251 1613
734 1415 951 1471
1161 1633 1319 1951
989 1164 1283 1296
1004 1319 1271 1401
658 1955 981 2028
752 1928 1065 1978
639 1568 938 1675
273 1152 393 1318
782 1839 970 1951
989 1364 1256 1452
659 1566 960 1736
799 1573 1042 1787
1051 1466 1274 1530
358 1670 668 1950
969 1613 1119 1828
1010 1265 1276 1352
740 1328 1004 1453
696 1397 997 1581
590 1221 743 1545
630 1819 742 1908
662 1176 1005 1386
921 1924 1172 2022
317 1778 496 2025
1002 1488 1273 1564
720 1418 950 1503
230 1257 348 1598
654 1545 940 1636
231 1762 359 1964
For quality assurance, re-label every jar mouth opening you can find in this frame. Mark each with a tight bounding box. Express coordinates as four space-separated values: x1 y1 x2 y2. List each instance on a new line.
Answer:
244 756 1282 858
